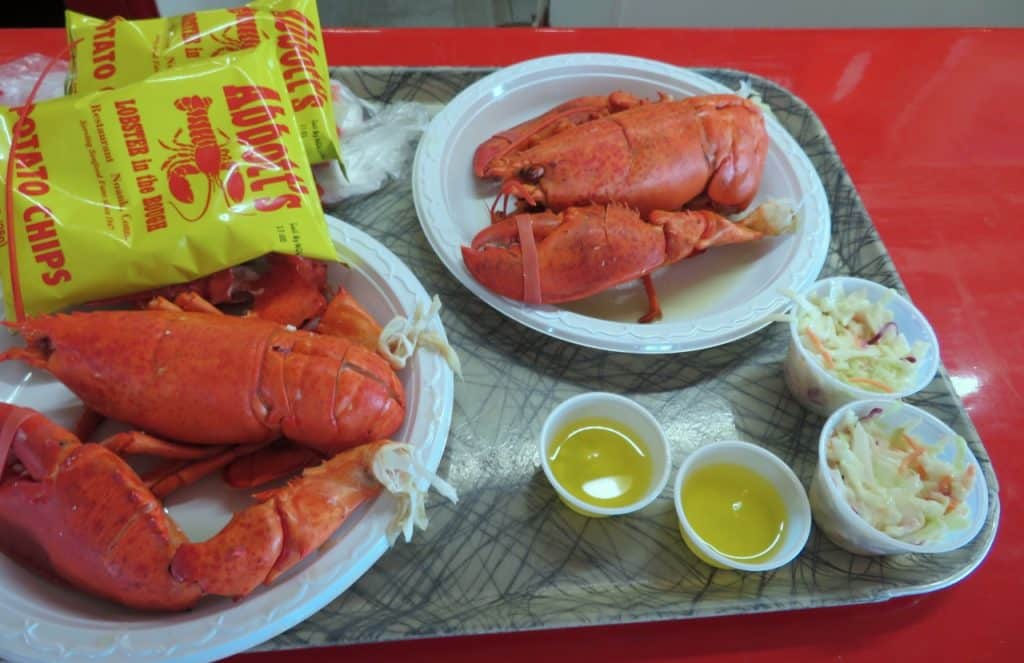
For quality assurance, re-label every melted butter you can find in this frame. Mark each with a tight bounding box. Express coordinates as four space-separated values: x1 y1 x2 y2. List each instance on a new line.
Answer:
682 463 787 563
547 417 653 508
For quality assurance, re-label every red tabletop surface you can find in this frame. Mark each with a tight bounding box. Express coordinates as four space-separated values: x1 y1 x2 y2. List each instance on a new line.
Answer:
1 27 1020 663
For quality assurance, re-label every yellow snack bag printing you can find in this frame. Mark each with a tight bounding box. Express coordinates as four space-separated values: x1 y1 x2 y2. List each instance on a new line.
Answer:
0 44 336 321
66 0 339 165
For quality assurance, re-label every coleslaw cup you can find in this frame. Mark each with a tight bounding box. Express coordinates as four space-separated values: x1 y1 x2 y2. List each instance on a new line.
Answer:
673 440 811 572
539 392 671 518
811 399 988 556
783 276 940 417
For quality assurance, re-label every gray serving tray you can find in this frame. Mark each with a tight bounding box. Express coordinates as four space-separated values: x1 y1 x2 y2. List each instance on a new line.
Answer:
257 66 1000 651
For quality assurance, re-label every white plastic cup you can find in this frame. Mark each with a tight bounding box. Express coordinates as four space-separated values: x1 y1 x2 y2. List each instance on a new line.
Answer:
539 392 671 518
783 276 940 417
673 440 811 572
811 399 988 556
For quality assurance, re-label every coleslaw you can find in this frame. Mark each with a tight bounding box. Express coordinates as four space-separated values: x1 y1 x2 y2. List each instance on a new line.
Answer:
826 408 975 544
788 283 929 394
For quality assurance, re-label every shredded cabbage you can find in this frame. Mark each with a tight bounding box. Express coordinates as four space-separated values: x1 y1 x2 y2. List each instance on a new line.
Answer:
827 409 975 544
789 283 928 393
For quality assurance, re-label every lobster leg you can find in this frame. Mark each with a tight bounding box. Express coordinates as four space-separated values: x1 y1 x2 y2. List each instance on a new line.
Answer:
137 255 327 326
222 441 324 489
86 265 253 310
246 254 328 327
639 275 661 324
101 431 229 460
73 407 105 441
314 284 383 350
149 442 270 499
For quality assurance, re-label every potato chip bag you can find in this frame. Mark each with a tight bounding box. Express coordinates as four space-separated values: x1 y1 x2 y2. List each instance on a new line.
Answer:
0 44 336 321
66 0 339 165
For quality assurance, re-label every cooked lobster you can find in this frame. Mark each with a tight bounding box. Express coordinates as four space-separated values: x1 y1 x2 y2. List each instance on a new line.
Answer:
462 202 792 322
0 266 459 610
467 91 787 321
0 403 453 611
0 297 404 455
475 92 768 216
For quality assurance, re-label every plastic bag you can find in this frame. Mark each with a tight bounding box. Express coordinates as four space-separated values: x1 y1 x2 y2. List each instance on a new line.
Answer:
0 43 336 321
315 79 437 204
0 54 68 107
66 0 339 165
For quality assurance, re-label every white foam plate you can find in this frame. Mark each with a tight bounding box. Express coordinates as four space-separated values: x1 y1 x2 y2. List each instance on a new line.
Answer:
412 53 830 353
0 217 455 663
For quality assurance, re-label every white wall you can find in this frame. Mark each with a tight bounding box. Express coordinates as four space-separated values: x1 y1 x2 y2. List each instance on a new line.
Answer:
548 0 1024 27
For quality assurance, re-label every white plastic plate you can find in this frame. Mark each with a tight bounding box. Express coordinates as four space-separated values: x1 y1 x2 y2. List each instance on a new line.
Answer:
0 217 455 663
412 53 830 353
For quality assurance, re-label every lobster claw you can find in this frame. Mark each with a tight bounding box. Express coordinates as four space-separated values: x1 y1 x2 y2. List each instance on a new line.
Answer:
462 205 667 305
462 202 795 322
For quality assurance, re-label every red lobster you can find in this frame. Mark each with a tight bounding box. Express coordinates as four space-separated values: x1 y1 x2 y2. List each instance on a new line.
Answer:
0 403 448 611
0 301 404 454
161 95 245 221
0 279 455 610
465 92 788 322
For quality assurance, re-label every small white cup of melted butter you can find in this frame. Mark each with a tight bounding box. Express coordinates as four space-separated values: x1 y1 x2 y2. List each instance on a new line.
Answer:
673 441 812 571
539 392 671 517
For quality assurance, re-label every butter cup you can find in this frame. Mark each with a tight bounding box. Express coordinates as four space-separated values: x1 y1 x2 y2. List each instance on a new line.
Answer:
539 392 670 518
673 441 811 572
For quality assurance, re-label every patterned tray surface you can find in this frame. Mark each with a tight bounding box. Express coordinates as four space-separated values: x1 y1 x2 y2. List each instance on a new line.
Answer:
257 66 1000 651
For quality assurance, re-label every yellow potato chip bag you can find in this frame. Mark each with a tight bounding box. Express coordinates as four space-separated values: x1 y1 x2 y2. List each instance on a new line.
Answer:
66 0 339 165
0 44 336 321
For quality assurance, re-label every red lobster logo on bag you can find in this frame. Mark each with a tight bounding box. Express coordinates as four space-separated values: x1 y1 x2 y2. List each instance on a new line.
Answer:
160 95 245 222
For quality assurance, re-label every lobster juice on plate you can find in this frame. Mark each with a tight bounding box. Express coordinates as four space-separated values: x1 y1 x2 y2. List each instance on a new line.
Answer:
783 277 939 416
539 392 670 517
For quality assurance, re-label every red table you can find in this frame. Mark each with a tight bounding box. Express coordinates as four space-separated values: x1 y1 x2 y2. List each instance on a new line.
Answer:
2 27 1020 663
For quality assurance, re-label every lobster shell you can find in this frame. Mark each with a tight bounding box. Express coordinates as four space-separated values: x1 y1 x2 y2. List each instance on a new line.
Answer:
2 309 404 455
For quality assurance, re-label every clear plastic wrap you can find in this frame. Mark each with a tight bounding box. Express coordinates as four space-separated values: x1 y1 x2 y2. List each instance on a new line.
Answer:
315 79 438 204
0 54 68 106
